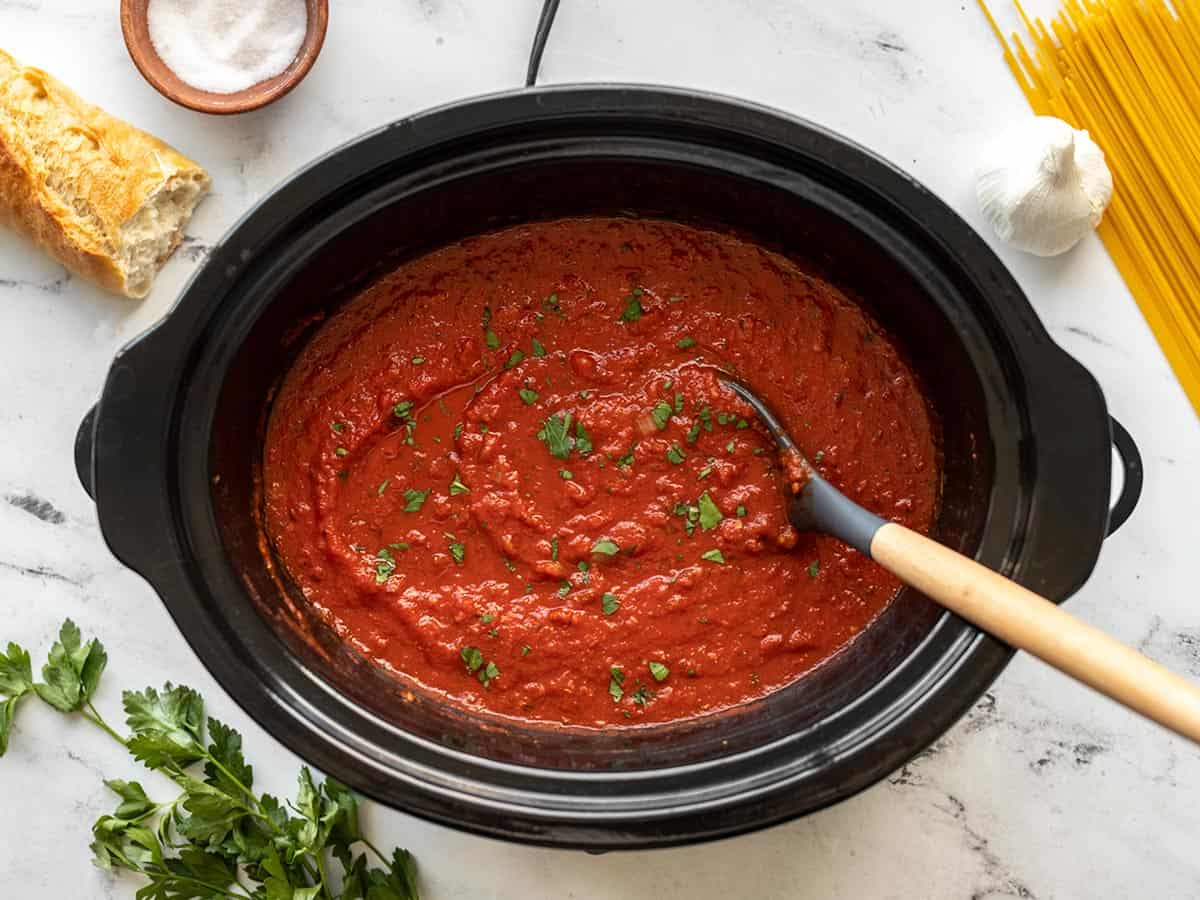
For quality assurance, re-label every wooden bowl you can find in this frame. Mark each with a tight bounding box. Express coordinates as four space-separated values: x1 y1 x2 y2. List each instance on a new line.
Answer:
120 0 329 114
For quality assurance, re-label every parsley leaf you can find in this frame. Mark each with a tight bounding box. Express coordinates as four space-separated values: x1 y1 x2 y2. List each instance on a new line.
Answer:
505 349 525 369
449 542 465 564
33 619 107 714
736 504 747 517
0 642 33 755
608 667 625 702
521 645 533 657
648 662 670 682
377 479 390 496
651 401 672 430
620 290 644 323
478 661 500 687
666 445 686 465
449 474 470 495
697 492 723 531
808 560 820 577
537 412 574 459
592 539 620 556
519 388 539 405
676 337 696 349
403 489 429 512
601 593 620 615
701 548 726 564
461 646 484 673
674 392 684 413
531 337 547 358
560 469 574 480
617 443 637 468
550 537 559 561
574 420 593 455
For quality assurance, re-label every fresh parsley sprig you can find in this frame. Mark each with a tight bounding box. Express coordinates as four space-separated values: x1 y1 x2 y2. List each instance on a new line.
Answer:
0 621 419 900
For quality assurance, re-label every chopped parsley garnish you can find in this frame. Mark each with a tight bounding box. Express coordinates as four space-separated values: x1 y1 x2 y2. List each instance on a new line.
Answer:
461 646 484 673
814 450 825 463
402 489 429 512
617 444 637 468
521 645 532 656
579 390 591 400
697 492 723 531
726 440 736 453
674 392 684 413
480 614 494 624
648 661 670 682
608 667 625 702
376 479 390 496
335 447 348 457
505 349 525 369
752 448 766 455
330 421 345 433
393 400 414 420
543 293 563 316
478 661 500 687
620 289 644 323
560 469 574 480
717 412 729 426
374 548 397 584
631 685 654 706
736 505 747 517
698 465 713 479
519 388 539 405
531 337 547 358
686 422 701 445
592 539 620 556
537 412 575 459
482 306 500 348
663 378 673 390
449 542 465 564
578 560 590 583
574 421 593 455
488 628 499 638
411 356 426 365
650 401 672 431
676 337 696 349
453 422 464 440
698 406 713 432
550 536 559 560
666 445 686 465
601 593 620 615
558 581 571 597
388 542 410 551
668 295 683 303
808 560 820 578
736 418 749 430
701 548 726 564
449 474 470 495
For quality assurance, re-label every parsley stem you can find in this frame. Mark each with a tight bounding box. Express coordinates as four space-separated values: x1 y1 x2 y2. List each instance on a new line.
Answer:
315 852 332 898
82 701 127 747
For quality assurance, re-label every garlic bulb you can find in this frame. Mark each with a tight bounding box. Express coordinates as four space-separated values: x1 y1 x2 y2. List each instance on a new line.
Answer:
976 116 1113 257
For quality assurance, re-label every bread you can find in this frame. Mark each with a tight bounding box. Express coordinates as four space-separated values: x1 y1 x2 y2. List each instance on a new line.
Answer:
0 48 210 298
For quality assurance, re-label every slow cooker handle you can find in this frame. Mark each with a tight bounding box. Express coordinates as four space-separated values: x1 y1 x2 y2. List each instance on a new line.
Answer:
1107 416 1142 536
75 403 98 500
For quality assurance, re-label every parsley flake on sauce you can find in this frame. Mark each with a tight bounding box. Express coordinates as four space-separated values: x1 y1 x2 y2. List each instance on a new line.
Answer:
449 474 470 495
574 421 594 455
631 685 654 706
814 450 825 463
697 492 723 531
461 646 484 673
505 349 525 369
736 504 747 517
453 422 464 440
411 356 426 365
393 400 414 420
521 644 532 656
676 337 696 350
376 479 390 496
478 661 500 687
674 392 684 413
335 447 348 457
480 614 494 624
449 542 465 564
558 581 571 597
537 412 575 459
808 560 820 578
620 289 644 323
648 661 670 682
330 421 345 433
503 558 517 573
592 539 620 556
519 388 539 405
602 593 620 615
374 549 397 584
403 489 429 512
560 469 574 480
701 548 726 564
650 401 673 431
617 443 637 468
666 445 686 465
608 667 625 702
531 337 547 358
550 536 559 561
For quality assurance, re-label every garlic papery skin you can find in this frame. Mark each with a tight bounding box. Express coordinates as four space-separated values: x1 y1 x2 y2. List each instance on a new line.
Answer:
976 116 1114 257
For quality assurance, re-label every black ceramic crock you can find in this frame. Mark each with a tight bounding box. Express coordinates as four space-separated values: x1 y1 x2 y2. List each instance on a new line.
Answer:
75 86 1143 849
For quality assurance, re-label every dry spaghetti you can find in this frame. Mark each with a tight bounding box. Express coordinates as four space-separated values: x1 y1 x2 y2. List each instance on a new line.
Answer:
980 0 1200 415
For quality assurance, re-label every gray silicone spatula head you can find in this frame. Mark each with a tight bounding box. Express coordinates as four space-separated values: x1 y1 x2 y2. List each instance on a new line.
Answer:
721 376 887 557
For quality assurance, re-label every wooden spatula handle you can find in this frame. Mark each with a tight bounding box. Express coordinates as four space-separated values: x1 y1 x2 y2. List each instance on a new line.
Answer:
871 522 1200 744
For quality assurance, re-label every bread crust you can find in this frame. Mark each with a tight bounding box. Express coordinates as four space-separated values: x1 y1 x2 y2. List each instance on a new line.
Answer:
0 48 209 297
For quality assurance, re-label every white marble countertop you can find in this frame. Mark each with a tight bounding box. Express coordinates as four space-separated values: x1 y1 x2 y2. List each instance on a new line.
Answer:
1 1 1197 897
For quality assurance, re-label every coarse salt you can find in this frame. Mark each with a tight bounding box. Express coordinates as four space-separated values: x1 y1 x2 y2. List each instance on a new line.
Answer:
147 0 309 95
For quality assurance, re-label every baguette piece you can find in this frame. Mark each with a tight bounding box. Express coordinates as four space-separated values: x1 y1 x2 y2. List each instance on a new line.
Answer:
0 48 210 298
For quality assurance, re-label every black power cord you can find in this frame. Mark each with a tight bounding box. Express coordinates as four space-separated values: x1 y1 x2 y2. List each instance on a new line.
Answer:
526 0 562 86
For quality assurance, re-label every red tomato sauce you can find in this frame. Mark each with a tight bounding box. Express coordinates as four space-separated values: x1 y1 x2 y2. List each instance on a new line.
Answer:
262 218 939 727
